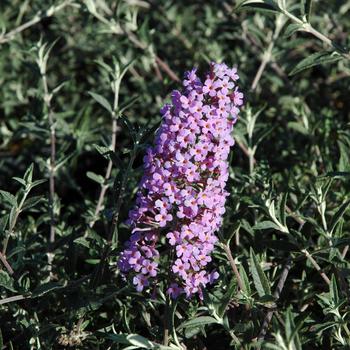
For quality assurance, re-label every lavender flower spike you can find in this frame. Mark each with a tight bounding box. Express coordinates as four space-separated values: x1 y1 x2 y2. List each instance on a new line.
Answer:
118 62 244 299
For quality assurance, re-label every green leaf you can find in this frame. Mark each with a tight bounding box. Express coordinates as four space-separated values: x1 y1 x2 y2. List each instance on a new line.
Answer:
22 196 44 211
239 264 251 295
285 308 293 341
283 23 303 37
136 121 161 144
258 294 276 304
93 144 123 168
237 0 281 13
116 95 140 116
250 248 271 297
279 192 288 227
289 51 342 75
93 144 111 157
338 138 350 171
178 316 219 330
99 332 173 349
8 206 17 231
253 221 281 231
0 190 17 207
0 215 8 233
285 309 302 350
218 277 237 317
0 328 3 350
287 121 309 135
254 126 275 147
30 179 47 189
301 0 313 21
120 116 137 143
329 199 350 234
32 282 65 297
12 177 26 186
74 237 90 248
85 259 100 264
330 275 339 304
88 91 112 113
23 163 34 184
86 171 105 184
0 270 16 292
124 334 154 349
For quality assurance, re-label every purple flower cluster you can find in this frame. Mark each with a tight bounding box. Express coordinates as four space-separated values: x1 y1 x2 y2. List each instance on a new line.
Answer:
118 62 243 298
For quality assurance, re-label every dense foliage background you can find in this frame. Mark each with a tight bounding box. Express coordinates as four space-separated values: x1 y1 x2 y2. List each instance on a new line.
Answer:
0 0 349 349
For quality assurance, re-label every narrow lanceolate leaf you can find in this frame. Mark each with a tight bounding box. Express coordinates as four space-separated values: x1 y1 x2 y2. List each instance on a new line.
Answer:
289 51 342 75
279 192 288 227
239 264 251 295
330 275 339 304
99 333 173 349
285 308 302 350
0 190 17 207
237 0 281 13
218 277 237 317
284 23 303 37
329 199 350 234
12 177 26 186
287 121 309 135
86 171 105 184
338 139 350 171
74 237 90 248
23 163 34 184
0 270 16 292
0 215 8 233
30 179 47 189
22 196 44 211
250 248 271 297
301 0 313 22
178 316 219 330
88 91 112 113
32 282 66 297
253 220 281 231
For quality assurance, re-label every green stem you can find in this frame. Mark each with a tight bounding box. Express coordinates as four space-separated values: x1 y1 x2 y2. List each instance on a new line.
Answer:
163 297 170 346
2 187 30 255
281 9 350 60
222 243 245 292
110 148 137 244
0 1 73 45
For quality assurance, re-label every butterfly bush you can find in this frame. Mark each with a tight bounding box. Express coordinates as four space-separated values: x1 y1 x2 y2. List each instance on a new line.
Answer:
118 63 243 298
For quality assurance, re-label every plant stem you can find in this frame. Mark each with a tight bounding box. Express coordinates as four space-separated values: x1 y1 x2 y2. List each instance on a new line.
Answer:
301 248 330 285
90 64 124 229
251 42 273 91
0 251 14 275
86 3 180 82
341 245 349 259
281 9 350 60
251 13 284 91
42 73 56 246
109 148 137 244
0 1 73 45
90 147 137 288
222 243 245 292
163 297 170 346
89 117 118 229
0 294 28 306
257 257 292 345
39 50 57 280
2 187 30 255
248 149 255 175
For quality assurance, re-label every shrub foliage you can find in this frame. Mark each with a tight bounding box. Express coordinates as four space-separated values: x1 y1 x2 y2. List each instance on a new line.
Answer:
0 0 349 349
